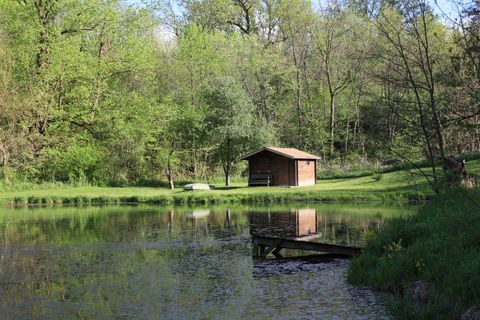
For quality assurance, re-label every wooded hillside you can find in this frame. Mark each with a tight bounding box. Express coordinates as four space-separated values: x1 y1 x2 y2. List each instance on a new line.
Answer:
0 0 478 188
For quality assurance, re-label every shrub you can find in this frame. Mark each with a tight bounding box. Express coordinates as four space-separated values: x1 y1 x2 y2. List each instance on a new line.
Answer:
41 144 106 184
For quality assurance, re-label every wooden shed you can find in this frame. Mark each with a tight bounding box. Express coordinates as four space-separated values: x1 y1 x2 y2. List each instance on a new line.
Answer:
240 147 321 187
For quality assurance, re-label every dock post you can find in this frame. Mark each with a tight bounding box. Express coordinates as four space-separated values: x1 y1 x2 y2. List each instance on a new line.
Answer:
252 239 260 257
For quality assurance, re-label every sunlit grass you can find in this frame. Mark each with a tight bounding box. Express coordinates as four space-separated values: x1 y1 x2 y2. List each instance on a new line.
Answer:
1 159 478 205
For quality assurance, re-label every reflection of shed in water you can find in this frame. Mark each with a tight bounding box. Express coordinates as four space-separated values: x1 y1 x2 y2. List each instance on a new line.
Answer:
249 208 317 239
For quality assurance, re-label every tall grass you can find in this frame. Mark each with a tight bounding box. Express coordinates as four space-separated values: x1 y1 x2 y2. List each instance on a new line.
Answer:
348 189 480 319
0 180 94 192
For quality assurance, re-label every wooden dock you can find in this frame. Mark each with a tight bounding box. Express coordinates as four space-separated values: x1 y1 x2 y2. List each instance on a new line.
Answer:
252 236 362 258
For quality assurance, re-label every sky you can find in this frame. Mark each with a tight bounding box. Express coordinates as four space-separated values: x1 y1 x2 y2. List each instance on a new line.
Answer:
125 0 464 21
431 0 462 19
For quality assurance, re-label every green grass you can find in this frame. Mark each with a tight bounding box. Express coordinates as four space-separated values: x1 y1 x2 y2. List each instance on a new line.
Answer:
348 189 480 319
316 152 480 180
1 159 479 205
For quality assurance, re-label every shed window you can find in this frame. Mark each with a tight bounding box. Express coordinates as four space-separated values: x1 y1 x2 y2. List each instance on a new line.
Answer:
305 160 310 165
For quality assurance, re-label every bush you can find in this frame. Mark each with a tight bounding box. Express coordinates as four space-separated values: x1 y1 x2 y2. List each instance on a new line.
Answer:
459 151 480 162
41 144 106 183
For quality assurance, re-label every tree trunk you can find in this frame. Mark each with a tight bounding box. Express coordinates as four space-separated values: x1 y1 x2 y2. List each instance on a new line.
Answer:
2 164 7 183
224 164 231 187
34 0 56 72
0 142 9 183
295 66 302 144
166 149 174 190
344 110 350 164
420 10 446 169
353 98 360 149
224 137 231 187
329 93 335 155
291 42 303 146
191 141 197 177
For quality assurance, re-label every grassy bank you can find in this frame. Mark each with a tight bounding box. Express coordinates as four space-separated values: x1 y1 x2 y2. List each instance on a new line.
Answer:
0 172 431 205
1 159 479 205
0 186 426 206
348 189 480 319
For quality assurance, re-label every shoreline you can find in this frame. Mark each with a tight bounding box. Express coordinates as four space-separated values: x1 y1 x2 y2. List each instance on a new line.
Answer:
0 188 431 206
3 159 478 207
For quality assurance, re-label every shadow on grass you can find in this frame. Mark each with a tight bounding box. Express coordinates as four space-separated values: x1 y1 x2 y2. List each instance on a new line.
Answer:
214 186 247 191
352 183 431 193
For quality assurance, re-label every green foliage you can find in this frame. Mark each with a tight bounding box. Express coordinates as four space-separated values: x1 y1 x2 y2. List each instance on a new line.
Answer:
459 151 480 162
41 144 105 183
348 189 480 319
0 0 478 191
202 76 272 184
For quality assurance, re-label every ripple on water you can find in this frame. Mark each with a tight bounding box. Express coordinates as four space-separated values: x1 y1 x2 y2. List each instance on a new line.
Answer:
248 258 391 320
0 205 400 320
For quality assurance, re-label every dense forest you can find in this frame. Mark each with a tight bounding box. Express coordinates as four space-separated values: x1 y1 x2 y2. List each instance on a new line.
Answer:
0 0 479 188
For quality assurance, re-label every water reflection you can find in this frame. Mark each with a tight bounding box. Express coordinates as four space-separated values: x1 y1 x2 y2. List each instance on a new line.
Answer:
249 208 318 239
249 207 387 247
0 204 411 319
186 209 211 219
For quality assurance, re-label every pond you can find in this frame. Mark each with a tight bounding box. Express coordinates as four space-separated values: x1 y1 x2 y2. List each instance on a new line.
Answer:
0 203 416 319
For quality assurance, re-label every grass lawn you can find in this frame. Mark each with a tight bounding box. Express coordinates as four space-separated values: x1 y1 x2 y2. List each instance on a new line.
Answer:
0 160 478 205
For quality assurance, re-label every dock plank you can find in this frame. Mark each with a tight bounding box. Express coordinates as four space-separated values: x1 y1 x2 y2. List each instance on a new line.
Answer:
252 236 362 257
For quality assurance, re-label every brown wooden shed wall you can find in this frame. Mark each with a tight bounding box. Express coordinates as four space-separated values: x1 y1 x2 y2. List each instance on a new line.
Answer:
288 160 296 186
247 150 317 186
248 151 295 186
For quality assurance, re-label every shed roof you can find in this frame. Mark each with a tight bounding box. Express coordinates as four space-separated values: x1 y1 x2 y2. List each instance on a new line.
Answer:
240 147 321 160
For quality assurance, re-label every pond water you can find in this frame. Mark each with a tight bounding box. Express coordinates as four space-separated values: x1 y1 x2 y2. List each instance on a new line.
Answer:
0 203 416 319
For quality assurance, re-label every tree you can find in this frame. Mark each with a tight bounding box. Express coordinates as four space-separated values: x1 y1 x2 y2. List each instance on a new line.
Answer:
2 0 478 186
0 34 34 182
0 0 162 183
314 3 365 157
276 0 315 148
375 2 448 193
163 103 207 187
441 0 480 153
157 24 228 177
203 77 272 186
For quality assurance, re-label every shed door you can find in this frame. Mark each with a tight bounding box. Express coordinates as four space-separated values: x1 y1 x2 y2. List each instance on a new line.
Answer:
297 160 315 186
